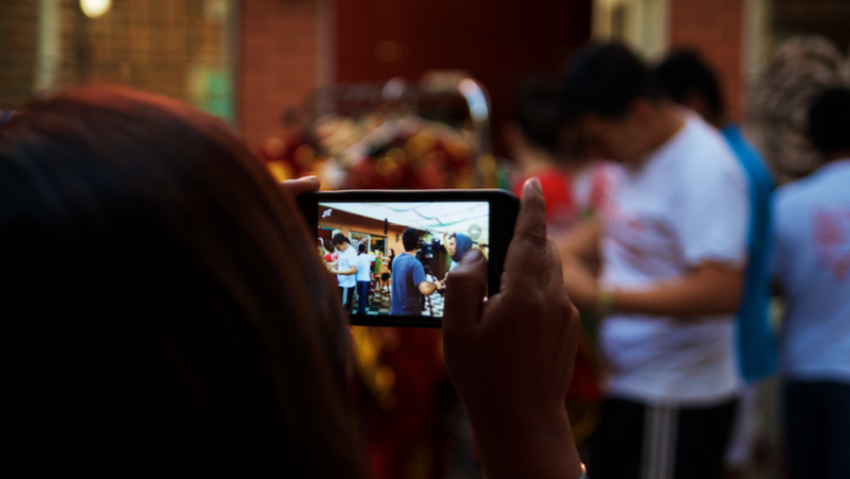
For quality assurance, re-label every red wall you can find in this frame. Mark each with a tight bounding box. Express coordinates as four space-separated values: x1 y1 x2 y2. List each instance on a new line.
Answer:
669 0 744 120
239 0 318 148
335 0 593 157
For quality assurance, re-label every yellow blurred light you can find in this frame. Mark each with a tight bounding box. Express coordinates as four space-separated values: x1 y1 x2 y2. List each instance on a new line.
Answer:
407 136 427 155
80 0 112 18
376 156 398 177
267 161 292 183
374 366 396 390
294 144 316 166
386 147 405 163
264 137 286 159
477 154 496 176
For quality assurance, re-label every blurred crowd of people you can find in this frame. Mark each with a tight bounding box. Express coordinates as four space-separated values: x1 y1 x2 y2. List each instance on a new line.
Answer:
504 42 849 479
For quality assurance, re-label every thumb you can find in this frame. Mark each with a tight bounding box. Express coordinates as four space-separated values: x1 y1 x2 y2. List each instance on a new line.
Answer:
280 175 320 199
443 249 488 343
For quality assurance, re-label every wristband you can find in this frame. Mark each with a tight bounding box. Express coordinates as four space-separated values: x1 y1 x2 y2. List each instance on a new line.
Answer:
596 285 615 316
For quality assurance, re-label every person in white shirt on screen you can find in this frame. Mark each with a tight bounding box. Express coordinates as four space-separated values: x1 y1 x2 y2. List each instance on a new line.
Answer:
771 87 850 479
330 233 357 314
555 43 750 479
354 243 376 314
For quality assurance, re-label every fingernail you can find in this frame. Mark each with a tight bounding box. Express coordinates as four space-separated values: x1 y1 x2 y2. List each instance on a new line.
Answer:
302 175 318 181
524 177 542 196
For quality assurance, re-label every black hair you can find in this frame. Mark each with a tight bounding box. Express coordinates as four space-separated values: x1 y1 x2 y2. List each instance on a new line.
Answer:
654 49 724 118
807 87 850 156
0 86 368 476
358 243 366 254
332 233 349 246
559 42 662 120
512 76 562 152
402 228 419 252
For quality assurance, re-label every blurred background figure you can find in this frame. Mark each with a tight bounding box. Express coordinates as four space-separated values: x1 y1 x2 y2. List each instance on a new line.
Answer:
505 76 577 235
771 87 850 479
654 49 778 479
557 42 750 479
748 35 850 185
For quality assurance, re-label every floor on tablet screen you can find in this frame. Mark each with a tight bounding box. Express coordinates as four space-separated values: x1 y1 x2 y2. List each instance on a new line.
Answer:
353 290 445 317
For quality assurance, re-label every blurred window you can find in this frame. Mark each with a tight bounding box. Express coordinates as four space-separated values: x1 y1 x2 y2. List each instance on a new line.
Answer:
0 0 237 124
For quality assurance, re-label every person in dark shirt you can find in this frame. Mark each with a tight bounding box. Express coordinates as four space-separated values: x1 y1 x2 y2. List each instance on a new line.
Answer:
390 228 442 316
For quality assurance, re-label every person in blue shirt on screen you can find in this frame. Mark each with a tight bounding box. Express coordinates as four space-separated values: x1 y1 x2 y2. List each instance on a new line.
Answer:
390 228 443 316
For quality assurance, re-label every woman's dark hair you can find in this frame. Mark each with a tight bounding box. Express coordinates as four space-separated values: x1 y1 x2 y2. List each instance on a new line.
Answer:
0 86 368 476
653 49 724 119
358 243 366 254
559 42 663 120
807 87 850 156
402 228 419 251
512 75 562 152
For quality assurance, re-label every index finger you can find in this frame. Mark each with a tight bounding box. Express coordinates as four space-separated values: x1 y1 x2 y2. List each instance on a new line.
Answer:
501 178 552 292
280 175 320 199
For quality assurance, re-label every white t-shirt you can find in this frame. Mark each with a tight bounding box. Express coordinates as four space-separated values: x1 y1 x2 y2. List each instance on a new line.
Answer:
356 253 376 282
771 160 850 383
336 246 358 288
573 160 619 216
599 114 750 405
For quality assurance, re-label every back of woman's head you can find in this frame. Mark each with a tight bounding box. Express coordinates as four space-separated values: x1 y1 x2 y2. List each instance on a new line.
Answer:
0 86 367 476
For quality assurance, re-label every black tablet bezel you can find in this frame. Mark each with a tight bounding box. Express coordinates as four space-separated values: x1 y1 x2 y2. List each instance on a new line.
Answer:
298 189 519 328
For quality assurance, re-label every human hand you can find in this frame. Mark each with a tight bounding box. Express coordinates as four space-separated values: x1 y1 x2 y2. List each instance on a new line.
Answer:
442 178 583 479
279 175 320 200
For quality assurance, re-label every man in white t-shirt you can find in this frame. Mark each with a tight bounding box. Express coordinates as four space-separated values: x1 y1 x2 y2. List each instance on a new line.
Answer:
771 87 850 479
330 233 358 314
354 243 376 314
556 43 750 479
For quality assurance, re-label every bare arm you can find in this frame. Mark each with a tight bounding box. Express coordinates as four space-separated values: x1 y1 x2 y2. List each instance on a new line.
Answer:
613 263 744 316
555 219 600 263
563 258 744 316
332 265 357 275
418 280 440 296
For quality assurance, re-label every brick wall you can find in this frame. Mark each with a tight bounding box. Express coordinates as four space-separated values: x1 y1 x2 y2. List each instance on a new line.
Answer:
669 0 745 120
238 0 318 148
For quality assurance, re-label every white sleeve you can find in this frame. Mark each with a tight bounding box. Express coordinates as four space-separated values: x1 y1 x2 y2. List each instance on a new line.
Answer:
672 159 750 268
